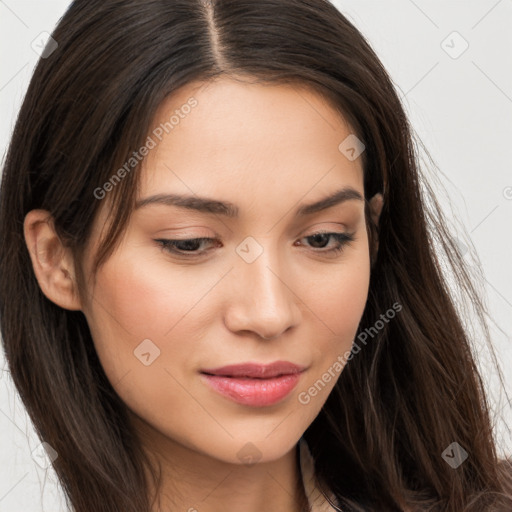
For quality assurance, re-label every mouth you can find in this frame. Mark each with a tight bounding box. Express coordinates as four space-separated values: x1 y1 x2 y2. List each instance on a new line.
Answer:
200 360 306 379
199 361 306 407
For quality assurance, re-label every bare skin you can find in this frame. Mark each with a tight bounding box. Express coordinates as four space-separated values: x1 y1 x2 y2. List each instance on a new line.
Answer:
24 76 383 512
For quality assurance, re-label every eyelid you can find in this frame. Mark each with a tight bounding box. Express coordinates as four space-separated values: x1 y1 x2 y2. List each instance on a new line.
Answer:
154 220 349 237
296 221 349 236
153 221 352 243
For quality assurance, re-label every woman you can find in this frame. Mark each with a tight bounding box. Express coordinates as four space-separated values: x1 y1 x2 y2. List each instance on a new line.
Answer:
0 0 511 511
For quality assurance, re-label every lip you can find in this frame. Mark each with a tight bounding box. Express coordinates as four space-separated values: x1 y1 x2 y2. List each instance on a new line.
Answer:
200 361 306 407
200 361 306 378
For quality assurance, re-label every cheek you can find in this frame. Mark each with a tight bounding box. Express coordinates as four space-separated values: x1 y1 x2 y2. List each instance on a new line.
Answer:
334 261 370 334
316 264 369 330
306 246 370 342
83 251 199 382
299 248 370 395
87 247 224 339
83 253 216 432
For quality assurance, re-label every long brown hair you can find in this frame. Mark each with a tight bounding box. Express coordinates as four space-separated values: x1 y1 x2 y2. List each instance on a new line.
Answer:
1 0 510 510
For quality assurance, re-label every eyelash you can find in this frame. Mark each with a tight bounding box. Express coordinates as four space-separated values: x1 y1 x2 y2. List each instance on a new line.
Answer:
154 231 356 258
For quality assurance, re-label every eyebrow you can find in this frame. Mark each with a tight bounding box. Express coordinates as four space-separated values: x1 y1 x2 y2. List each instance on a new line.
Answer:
134 187 363 217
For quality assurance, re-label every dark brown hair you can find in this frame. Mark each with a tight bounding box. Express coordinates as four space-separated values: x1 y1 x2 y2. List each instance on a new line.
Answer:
1 0 511 510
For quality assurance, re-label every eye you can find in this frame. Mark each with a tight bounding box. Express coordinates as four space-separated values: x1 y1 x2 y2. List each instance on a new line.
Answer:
296 231 356 256
154 231 355 258
155 237 218 256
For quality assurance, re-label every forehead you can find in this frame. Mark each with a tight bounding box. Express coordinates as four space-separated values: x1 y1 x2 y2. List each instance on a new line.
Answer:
84 78 367 272
139 76 364 203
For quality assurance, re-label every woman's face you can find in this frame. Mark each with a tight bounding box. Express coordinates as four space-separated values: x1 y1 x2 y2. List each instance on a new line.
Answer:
80 76 375 464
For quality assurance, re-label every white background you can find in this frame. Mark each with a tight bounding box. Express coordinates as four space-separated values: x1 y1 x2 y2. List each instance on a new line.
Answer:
0 1 511 510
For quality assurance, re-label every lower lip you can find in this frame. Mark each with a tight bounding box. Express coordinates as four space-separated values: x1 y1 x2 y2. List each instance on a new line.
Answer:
200 372 302 407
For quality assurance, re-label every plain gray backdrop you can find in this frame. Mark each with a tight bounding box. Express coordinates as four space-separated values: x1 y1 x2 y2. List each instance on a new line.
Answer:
1 1 511 510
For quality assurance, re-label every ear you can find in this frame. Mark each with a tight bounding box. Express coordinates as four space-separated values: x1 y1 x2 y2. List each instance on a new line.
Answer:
23 209 83 311
368 193 384 262
368 193 383 228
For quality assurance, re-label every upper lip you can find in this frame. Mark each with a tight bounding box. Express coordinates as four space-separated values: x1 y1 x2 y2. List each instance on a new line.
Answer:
200 360 307 379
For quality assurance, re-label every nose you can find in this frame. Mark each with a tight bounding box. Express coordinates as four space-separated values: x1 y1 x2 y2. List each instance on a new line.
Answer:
223 246 302 340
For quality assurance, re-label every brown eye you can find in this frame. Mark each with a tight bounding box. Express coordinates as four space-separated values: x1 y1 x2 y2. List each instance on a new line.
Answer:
155 237 218 256
298 231 355 255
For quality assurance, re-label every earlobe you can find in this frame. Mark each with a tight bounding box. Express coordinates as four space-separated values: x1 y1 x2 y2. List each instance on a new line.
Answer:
23 210 82 311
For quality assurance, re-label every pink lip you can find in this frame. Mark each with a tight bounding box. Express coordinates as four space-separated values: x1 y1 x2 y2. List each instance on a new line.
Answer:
200 361 306 407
